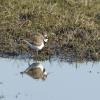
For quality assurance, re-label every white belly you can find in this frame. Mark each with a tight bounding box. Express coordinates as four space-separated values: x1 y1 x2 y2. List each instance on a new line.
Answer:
37 63 44 71
30 42 44 50
23 40 45 51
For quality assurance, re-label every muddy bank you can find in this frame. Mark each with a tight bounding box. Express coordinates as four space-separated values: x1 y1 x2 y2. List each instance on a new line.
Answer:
0 27 100 62
0 0 100 62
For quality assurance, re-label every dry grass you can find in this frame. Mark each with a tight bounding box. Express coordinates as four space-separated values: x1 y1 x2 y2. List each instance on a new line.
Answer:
0 0 100 61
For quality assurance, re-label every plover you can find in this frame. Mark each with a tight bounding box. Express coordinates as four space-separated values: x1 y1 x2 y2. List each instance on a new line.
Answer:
20 32 48 56
21 62 48 80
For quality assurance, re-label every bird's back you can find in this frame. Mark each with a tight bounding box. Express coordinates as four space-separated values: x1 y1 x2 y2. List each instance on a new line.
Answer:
31 33 44 46
26 67 43 79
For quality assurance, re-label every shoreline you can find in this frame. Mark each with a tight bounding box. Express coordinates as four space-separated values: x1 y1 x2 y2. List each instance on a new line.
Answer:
0 27 100 62
0 0 100 61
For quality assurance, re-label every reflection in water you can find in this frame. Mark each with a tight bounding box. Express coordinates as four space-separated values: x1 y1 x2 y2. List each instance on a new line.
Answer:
0 58 100 100
21 62 48 80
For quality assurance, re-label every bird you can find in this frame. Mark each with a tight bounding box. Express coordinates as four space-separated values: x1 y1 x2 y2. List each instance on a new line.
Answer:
20 32 48 57
21 62 48 80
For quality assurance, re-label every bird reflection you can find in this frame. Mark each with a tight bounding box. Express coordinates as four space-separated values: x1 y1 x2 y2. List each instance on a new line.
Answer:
21 62 48 80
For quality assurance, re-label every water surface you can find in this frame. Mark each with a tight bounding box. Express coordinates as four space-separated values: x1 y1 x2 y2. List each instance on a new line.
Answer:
0 57 100 100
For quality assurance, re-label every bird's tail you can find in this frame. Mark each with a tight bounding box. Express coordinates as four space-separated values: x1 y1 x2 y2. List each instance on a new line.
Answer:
22 39 33 48
17 38 32 46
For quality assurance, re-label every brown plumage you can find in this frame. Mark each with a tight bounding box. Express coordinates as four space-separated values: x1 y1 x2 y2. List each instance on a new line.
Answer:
21 63 47 80
31 33 44 46
20 32 48 51
26 67 44 79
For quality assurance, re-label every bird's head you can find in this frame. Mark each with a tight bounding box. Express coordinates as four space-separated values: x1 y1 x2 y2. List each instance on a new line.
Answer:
42 32 48 43
42 68 48 80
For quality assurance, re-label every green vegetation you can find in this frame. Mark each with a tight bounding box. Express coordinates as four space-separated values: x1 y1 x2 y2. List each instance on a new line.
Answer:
0 0 100 61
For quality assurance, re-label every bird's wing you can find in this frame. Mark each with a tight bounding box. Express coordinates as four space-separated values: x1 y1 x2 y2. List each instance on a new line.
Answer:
26 68 43 79
31 35 44 46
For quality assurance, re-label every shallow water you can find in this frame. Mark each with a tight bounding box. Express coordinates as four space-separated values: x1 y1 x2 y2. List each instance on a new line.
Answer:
0 57 100 100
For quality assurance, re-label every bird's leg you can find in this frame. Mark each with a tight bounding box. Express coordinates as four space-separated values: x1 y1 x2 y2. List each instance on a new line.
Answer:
28 60 31 66
36 50 39 61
